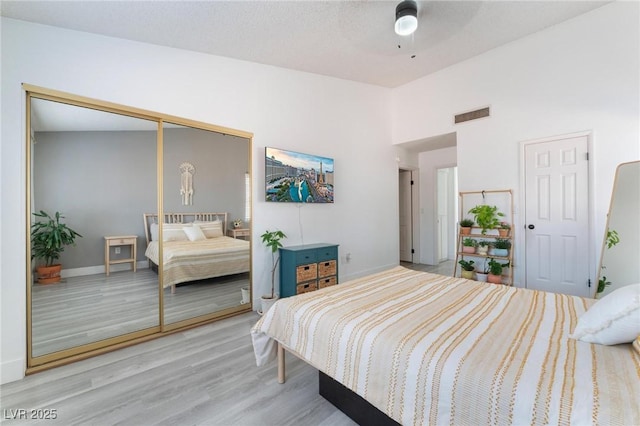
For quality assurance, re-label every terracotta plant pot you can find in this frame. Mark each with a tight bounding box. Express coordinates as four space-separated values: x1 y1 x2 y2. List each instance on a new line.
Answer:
460 227 471 235
36 264 62 284
498 229 509 237
487 273 502 284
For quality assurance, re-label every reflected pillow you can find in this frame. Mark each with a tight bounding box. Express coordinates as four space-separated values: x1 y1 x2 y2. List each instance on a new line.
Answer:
196 221 223 238
183 224 206 241
162 223 189 242
570 283 640 345
150 223 159 241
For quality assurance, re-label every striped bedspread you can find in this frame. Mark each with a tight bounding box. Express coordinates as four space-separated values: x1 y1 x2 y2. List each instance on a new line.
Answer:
145 236 249 288
251 266 640 425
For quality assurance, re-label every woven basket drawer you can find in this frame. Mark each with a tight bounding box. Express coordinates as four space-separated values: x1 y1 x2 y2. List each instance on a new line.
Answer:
296 282 318 294
296 263 317 283
318 276 337 289
318 260 336 278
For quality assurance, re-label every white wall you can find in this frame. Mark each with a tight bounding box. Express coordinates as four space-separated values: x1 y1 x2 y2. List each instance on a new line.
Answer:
392 2 640 286
0 18 396 383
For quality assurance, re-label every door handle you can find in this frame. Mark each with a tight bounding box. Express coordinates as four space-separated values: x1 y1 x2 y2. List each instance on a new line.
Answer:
528 224 535 230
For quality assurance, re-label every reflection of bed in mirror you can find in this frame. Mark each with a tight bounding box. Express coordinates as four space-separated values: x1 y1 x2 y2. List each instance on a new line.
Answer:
143 212 250 293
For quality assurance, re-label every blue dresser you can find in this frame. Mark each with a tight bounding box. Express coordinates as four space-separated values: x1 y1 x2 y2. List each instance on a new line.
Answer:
279 243 339 298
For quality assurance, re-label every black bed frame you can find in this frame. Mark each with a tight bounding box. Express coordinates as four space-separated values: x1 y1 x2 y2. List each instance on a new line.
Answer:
319 371 400 426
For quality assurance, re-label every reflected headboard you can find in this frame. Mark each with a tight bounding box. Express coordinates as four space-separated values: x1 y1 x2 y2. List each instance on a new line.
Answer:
142 212 228 245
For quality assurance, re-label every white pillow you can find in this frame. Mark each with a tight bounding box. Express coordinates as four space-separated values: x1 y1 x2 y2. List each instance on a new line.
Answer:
183 224 206 241
162 223 189 242
196 220 223 238
150 223 159 241
570 283 640 345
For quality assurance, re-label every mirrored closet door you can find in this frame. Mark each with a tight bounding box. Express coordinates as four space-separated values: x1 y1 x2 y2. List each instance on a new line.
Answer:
26 85 253 371
160 122 252 327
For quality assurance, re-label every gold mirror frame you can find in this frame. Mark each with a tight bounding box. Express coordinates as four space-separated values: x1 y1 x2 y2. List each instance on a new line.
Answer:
595 160 640 298
25 84 253 373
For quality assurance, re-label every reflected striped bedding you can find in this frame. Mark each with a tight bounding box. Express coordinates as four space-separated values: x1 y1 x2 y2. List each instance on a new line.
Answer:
145 236 250 288
251 266 640 425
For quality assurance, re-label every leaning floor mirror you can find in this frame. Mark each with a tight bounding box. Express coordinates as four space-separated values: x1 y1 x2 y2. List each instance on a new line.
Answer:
25 84 253 372
596 160 640 298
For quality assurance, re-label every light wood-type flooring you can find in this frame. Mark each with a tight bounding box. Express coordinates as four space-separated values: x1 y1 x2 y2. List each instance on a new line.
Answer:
7 261 451 425
2 311 356 426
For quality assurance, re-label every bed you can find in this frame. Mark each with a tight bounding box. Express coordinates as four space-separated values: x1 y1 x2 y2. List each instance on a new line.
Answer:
251 266 640 425
143 213 250 293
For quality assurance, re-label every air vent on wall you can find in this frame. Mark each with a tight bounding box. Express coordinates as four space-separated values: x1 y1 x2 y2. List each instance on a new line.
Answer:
454 107 490 124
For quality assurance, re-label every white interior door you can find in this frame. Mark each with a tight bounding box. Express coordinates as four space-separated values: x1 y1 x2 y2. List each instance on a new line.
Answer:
524 135 590 296
399 170 413 262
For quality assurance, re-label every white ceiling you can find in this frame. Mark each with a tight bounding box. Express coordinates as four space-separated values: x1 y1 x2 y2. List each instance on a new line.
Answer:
1 0 609 88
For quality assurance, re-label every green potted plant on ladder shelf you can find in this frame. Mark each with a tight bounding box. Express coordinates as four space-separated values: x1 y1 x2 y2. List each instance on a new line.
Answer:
260 229 287 315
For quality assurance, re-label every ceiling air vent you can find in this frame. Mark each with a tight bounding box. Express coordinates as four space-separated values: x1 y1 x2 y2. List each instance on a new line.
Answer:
454 107 490 124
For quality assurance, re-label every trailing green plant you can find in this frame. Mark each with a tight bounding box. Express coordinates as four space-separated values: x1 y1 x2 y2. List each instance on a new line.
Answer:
261 230 287 299
462 237 478 247
468 205 504 234
458 259 475 271
488 258 510 276
459 218 474 228
31 210 82 267
606 229 620 249
494 238 512 250
596 229 620 294
597 275 611 293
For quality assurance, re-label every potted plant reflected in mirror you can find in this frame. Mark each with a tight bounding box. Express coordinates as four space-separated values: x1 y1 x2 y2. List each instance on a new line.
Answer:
487 258 510 284
31 210 82 284
260 229 287 315
468 205 504 235
498 221 511 237
462 237 478 253
459 218 474 235
476 259 489 282
477 240 490 255
492 238 511 257
458 259 475 280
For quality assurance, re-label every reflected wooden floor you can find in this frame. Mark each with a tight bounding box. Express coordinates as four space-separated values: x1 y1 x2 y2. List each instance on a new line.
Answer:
3 312 355 426
32 269 249 356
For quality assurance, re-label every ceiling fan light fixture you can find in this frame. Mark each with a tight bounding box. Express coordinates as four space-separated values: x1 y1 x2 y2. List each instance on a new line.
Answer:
395 0 418 36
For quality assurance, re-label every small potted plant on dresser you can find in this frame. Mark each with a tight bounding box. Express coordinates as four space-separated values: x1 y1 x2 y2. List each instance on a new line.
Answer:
458 259 475 280
461 237 478 254
459 218 474 235
487 258 510 284
260 229 287 315
31 210 82 284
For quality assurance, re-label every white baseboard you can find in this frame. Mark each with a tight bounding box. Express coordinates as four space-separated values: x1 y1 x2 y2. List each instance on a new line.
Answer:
0 357 25 384
61 261 149 278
